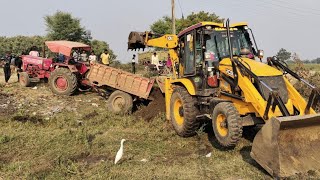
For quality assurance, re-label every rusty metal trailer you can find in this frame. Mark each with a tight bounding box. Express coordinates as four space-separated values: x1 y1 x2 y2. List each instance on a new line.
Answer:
86 64 155 113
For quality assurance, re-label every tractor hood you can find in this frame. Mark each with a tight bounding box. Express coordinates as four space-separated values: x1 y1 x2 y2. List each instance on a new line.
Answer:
220 57 283 77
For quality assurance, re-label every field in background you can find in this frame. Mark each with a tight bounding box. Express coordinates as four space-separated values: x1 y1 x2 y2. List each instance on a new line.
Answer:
0 66 319 179
289 63 320 72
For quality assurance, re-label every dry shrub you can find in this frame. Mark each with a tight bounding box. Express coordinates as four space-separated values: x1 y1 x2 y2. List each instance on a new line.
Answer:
292 55 320 112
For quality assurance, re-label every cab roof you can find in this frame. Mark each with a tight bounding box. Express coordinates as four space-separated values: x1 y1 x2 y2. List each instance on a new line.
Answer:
177 21 248 37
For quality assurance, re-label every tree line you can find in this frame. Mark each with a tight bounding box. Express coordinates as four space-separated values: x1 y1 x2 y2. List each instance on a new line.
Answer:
276 48 320 64
0 11 116 62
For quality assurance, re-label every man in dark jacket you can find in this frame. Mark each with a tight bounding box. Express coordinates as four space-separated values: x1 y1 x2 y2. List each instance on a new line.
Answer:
14 55 23 81
3 52 12 86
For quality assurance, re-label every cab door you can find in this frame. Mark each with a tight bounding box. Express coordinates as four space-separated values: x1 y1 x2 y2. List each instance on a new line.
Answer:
183 31 196 76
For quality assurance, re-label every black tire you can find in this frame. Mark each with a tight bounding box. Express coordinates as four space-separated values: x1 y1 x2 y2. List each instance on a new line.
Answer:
48 68 77 96
170 86 199 137
212 102 243 148
19 72 30 87
107 90 133 114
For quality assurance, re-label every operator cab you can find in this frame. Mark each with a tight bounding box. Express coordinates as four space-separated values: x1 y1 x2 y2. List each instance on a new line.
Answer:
177 22 260 96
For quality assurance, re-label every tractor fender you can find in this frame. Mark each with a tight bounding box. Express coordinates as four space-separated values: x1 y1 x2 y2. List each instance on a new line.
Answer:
171 79 196 95
53 64 78 73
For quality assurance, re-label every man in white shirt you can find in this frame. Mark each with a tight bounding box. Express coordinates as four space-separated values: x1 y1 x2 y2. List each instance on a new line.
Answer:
29 46 39 57
151 52 159 71
88 51 97 65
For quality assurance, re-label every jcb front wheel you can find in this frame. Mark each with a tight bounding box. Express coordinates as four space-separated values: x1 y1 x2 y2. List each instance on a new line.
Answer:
212 102 242 148
170 87 199 137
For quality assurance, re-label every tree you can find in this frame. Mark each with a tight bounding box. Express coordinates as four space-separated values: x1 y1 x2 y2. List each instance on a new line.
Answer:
276 48 291 62
0 36 45 56
90 39 117 63
44 11 90 42
151 11 224 35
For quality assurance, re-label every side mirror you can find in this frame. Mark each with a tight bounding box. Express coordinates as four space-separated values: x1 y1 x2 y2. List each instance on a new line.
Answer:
257 50 264 59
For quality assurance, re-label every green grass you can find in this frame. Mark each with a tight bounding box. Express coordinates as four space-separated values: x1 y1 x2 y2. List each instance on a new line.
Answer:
0 83 269 180
0 71 319 179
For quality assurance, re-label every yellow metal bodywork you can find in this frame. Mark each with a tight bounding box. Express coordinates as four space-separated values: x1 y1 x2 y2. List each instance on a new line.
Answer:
130 21 320 178
136 22 317 121
218 57 316 118
144 33 178 49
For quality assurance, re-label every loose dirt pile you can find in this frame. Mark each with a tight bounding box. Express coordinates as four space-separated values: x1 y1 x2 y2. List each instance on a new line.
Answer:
134 88 165 121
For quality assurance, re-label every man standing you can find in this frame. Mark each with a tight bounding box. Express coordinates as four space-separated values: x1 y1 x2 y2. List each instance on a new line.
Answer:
88 51 97 65
3 52 12 86
100 49 110 66
15 55 23 81
151 52 159 71
80 50 88 62
29 46 40 57
132 54 136 74
72 49 80 62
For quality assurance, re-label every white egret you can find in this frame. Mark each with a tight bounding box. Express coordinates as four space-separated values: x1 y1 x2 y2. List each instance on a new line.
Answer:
114 139 126 164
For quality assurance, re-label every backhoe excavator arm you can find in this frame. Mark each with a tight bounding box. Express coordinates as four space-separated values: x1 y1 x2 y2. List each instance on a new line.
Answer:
128 31 178 50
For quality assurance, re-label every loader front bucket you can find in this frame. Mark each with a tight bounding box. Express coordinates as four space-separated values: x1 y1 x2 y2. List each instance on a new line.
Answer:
251 114 320 178
128 32 146 50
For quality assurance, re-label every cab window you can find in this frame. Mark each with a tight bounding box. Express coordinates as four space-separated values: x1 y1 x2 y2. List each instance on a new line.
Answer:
184 32 195 75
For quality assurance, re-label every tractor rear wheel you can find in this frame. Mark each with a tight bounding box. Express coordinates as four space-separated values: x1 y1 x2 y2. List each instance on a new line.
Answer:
19 72 30 87
212 102 243 148
49 68 77 96
170 87 199 137
107 90 133 114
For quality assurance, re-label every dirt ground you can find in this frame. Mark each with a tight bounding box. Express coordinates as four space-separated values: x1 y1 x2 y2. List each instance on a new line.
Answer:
134 88 165 121
0 68 319 179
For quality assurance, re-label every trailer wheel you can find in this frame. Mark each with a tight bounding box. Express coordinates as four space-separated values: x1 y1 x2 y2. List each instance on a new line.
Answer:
212 102 243 148
19 72 30 87
170 87 199 137
49 68 77 96
107 90 133 114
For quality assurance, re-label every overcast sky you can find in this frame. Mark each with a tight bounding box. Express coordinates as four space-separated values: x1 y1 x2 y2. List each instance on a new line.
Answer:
0 0 319 62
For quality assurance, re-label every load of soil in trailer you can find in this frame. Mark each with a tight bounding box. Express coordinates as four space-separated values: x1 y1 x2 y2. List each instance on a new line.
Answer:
134 87 165 121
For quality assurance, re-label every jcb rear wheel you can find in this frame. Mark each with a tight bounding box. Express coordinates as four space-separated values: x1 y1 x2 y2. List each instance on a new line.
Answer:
212 102 242 148
170 87 199 137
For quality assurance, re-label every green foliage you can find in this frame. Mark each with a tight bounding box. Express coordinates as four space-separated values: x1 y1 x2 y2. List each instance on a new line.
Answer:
150 11 224 35
90 40 116 62
44 11 90 43
311 57 320 64
0 36 45 56
276 48 291 62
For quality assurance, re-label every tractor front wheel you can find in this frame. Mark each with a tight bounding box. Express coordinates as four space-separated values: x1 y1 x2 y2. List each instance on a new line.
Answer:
49 68 77 96
212 102 243 148
170 87 199 137
107 90 133 114
19 72 30 87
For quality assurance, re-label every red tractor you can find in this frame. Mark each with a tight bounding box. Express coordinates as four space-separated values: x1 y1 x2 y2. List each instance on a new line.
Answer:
20 41 91 95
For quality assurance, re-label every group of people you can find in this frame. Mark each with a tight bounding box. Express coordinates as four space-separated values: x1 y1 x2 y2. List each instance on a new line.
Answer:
2 46 40 86
1 52 22 87
144 52 172 74
71 49 110 66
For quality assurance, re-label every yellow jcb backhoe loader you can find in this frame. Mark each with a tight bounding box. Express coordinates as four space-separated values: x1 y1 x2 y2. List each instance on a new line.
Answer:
128 19 320 178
